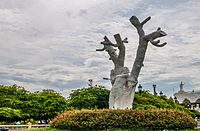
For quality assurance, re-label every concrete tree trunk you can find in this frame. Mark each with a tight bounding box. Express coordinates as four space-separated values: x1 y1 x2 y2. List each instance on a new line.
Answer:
96 15 167 109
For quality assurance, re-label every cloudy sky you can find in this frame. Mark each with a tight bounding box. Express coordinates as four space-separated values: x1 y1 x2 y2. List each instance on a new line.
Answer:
0 0 200 98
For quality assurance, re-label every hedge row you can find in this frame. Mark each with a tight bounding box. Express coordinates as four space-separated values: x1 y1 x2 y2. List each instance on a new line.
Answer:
50 109 197 130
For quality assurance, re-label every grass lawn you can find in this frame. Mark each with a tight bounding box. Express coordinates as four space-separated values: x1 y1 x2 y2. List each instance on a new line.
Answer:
19 127 200 131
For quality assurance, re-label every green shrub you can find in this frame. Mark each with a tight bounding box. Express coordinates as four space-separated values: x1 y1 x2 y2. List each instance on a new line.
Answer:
189 109 200 118
0 121 9 125
20 119 37 124
50 109 197 130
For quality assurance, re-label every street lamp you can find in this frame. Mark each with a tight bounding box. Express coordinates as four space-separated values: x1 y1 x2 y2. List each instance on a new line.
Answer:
153 84 157 95
160 91 163 96
174 96 177 103
138 84 142 95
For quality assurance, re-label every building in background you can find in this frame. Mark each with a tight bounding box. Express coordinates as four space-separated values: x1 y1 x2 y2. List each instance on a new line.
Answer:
173 82 200 112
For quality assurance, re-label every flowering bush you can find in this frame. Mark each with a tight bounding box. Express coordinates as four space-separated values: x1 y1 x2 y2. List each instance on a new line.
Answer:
50 109 197 130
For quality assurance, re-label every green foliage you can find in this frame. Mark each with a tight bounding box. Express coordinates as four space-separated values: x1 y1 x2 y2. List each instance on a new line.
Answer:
190 109 200 118
50 109 197 130
0 107 21 122
133 91 176 109
132 91 200 118
20 119 37 124
30 89 68 121
67 87 200 118
67 86 110 109
0 85 68 123
1 83 199 126
0 84 29 109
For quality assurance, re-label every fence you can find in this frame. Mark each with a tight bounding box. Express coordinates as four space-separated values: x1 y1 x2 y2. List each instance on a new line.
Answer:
0 123 49 130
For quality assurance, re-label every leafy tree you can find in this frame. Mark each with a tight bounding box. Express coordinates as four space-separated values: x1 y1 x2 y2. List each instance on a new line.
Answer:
68 86 110 109
33 89 68 123
0 85 30 122
0 85 68 123
132 90 200 118
0 107 21 122
133 90 185 110
0 84 29 109
133 91 167 109
67 86 200 118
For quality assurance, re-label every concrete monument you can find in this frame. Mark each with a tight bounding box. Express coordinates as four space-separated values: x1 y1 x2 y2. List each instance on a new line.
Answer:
96 16 167 109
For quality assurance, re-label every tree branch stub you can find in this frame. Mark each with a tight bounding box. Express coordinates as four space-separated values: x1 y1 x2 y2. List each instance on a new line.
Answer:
144 27 167 47
141 16 151 26
130 16 167 82
96 34 127 69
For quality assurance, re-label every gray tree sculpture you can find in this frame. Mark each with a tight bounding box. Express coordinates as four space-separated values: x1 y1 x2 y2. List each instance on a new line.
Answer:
96 16 167 109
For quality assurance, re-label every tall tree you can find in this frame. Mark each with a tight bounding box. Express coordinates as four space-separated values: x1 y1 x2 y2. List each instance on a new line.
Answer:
96 16 167 109
31 89 68 123
0 85 67 122
68 86 110 109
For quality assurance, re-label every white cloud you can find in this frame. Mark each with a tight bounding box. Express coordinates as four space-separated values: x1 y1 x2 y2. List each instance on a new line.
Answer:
0 0 199 98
